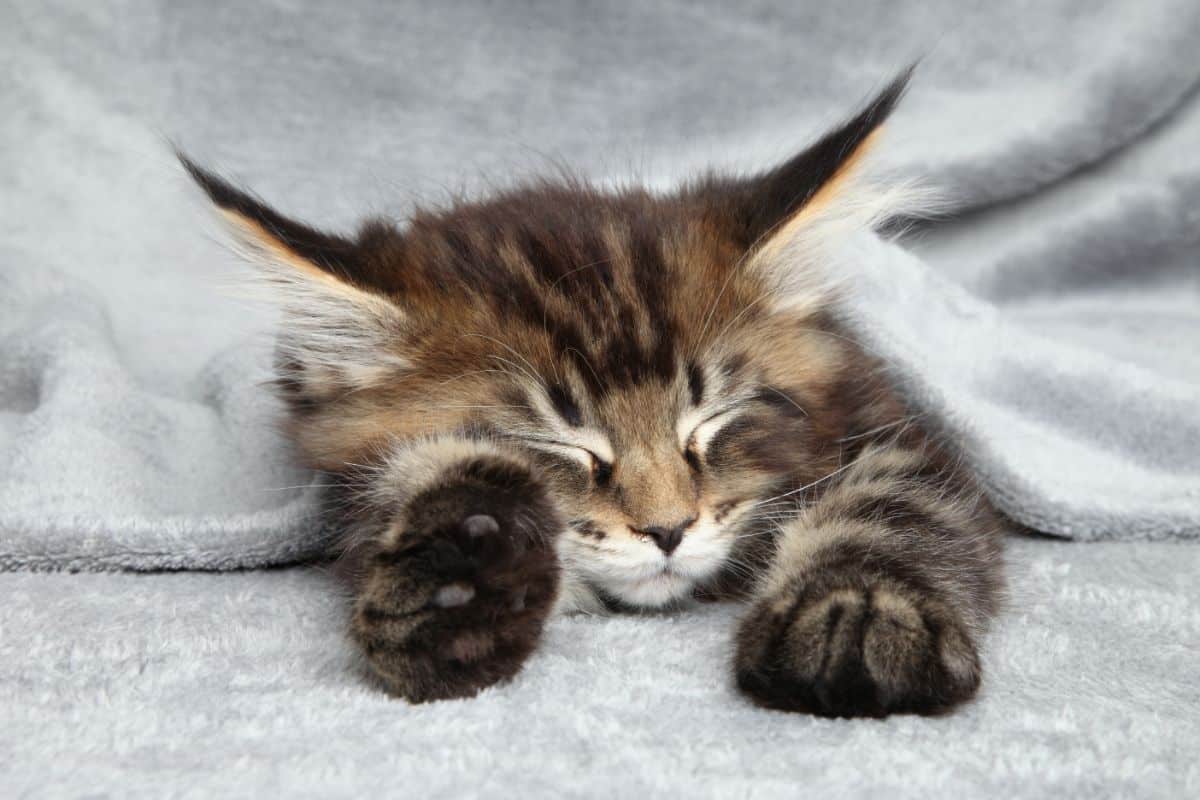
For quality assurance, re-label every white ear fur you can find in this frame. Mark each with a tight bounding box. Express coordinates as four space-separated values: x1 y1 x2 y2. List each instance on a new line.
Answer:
218 209 410 395
746 134 939 314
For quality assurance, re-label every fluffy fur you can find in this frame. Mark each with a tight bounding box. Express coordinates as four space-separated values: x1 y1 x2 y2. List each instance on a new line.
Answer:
184 68 1007 716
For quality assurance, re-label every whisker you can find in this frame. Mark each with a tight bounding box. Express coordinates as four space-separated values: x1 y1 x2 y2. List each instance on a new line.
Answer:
709 283 779 346
564 346 604 391
754 382 809 417
465 332 544 387
486 354 541 387
440 404 527 411
436 368 514 387
839 416 915 442
753 460 857 507
259 483 332 492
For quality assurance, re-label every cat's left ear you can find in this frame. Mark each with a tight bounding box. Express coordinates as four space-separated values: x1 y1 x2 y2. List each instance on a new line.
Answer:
697 66 923 305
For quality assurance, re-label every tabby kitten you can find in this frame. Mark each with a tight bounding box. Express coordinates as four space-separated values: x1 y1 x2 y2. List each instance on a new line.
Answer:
184 69 1005 718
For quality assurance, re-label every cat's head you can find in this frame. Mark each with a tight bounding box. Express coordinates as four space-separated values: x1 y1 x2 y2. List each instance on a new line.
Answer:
185 69 916 608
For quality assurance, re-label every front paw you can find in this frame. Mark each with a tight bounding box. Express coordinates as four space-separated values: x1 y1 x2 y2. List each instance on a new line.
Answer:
351 459 561 702
735 574 981 717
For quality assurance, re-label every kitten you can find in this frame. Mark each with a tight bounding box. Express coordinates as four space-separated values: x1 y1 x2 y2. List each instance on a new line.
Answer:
184 68 1005 717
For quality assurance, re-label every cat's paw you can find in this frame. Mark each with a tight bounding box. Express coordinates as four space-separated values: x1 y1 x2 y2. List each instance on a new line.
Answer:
351 458 561 702
734 574 981 717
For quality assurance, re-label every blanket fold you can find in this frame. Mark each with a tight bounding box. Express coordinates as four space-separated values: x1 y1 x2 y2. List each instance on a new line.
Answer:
3 0 1199 570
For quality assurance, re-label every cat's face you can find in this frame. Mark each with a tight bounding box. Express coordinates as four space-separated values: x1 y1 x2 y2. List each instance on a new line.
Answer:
334 192 842 608
182 71 909 607
289 190 846 607
522 348 826 608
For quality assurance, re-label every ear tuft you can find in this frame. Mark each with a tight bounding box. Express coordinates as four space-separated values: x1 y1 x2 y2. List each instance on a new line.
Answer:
753 64 915 234
180 153 409 399
701 66 936 311
178 153 362 283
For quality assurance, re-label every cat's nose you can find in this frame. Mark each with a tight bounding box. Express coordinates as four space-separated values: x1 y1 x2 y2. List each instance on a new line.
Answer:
635 518 696 556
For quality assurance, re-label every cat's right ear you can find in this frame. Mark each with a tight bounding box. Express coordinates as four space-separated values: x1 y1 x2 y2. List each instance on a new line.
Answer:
180 155 367 287
180 155 409 395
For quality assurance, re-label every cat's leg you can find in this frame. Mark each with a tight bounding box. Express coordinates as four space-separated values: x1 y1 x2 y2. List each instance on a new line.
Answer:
341 435 563 702
734 440 1005 717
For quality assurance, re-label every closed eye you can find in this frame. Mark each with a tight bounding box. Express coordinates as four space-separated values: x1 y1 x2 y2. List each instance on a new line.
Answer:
589 452 613 486
679 389 805 457
682 407 742 457
509 434 613 483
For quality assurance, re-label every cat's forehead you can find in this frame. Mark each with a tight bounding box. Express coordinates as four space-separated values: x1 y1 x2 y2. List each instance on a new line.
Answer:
407 187 742 398
410 185 685 283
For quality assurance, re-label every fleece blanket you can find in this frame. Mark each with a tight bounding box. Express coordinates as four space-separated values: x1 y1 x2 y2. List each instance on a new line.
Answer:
2 536 1197 798
2 0 1200 570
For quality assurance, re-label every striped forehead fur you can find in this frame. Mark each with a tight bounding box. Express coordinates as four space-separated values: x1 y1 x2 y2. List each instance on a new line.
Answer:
181 68 920 498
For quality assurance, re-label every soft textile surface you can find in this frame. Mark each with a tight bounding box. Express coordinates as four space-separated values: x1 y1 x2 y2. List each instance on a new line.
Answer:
2 537 1196 797
4 6 1199 796
2 4 1199 562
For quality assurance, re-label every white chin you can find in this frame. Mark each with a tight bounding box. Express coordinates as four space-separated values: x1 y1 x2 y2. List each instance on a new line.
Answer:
607 570 696 608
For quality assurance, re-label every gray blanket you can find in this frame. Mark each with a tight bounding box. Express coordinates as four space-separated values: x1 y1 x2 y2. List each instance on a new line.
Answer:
3 536 1198 797
3 0 1200 570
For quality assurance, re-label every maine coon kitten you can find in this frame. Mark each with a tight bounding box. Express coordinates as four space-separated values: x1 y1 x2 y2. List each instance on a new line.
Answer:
184 69 1005 718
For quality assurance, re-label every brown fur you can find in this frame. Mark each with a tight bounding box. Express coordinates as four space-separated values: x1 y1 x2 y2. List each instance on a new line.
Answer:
183 67 1007 715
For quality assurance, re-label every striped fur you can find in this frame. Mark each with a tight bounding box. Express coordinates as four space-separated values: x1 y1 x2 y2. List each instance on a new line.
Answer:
184 69 1007 714
735 436 1004 716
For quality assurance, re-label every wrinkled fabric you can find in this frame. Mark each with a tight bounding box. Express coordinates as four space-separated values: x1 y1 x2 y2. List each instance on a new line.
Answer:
2 0 1198 571
2 537 1197 797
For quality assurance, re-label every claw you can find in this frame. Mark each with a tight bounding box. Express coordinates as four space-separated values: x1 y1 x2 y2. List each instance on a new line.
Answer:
433 583 476 608
462 514 500 538
510 585 527 612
